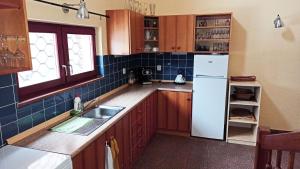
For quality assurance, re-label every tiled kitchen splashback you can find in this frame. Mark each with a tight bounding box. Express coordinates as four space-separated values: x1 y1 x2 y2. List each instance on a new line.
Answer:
0 52 194 147
139 52 194 81
0 55 138 147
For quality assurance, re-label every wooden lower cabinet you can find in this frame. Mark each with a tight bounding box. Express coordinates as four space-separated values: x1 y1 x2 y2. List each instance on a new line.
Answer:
72 135 105 169
177 92 192 132
130 101 146 164
157 91 192 133
146 92 158 142
72 91 189 169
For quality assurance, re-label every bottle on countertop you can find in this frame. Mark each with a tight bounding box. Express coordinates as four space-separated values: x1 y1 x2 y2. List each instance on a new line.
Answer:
128 70 136 84
74 95 82 112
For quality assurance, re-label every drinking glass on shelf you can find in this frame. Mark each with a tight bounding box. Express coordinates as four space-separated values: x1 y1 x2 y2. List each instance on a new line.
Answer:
0 35 6 65
138 2 142 13
143 2 148 15
3 36 14 67
14 36 25 67
149 3 156 16
134 0 139 12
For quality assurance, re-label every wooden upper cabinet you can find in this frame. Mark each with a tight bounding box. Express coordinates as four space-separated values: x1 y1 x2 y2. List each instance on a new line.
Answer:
107 10 130 55
0 0 32 75
106 9 144 55
176 15 194 52
159 15 194 53
135 12 144 53
159 16 177 52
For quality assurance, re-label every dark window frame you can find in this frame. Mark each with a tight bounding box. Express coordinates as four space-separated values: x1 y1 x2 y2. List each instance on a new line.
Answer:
17 21 98 102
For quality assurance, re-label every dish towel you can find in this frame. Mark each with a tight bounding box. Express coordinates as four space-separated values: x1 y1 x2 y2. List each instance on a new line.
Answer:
111 138 120 169
105 142 114 169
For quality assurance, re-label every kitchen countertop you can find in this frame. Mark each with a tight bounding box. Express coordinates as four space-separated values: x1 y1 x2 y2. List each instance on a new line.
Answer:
0 145 72 169
14 83 193 157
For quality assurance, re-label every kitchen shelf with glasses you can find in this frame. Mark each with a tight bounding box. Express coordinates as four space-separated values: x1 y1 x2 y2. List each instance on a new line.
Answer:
0 0 31 75
226 81 262 146
194 13 232 54
144 16 159 52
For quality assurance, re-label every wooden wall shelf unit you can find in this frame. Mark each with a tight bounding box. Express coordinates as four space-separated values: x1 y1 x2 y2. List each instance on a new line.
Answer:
226 81 262 146
194 13 232 54
0 0 32 75
144 16 159 52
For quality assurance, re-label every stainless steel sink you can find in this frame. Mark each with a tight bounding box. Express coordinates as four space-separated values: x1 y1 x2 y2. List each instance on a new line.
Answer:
51 105 125 136
82 105 125 119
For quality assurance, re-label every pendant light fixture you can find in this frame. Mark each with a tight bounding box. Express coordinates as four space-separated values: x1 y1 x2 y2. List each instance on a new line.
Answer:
76 0 90 19
32 0 109 19
274 14 284 28
63 0 89 19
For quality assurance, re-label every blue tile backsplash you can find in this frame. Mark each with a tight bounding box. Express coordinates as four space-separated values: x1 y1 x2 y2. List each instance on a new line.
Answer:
136 52 194 81
0 53 194 147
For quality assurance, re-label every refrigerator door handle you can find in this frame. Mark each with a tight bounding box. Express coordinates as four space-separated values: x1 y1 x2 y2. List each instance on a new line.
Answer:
195 74 225 78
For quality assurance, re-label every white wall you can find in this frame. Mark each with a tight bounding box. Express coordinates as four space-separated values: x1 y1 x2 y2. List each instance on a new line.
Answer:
147 0 300 131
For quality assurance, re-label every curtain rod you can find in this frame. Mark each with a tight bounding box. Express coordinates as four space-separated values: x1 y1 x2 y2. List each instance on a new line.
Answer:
33 0 109 18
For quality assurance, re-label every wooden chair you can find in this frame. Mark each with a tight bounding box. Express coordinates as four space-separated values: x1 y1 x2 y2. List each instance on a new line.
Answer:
254 127 300 169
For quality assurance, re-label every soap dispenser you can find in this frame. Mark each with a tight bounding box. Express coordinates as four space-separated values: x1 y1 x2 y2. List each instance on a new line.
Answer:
74 94 82 112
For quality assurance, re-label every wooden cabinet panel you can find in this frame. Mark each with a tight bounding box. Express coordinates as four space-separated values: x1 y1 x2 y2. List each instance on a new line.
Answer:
157 91 192 133
73 153 83 169
146 95 152 143
130 100 147 164
159 15 195 52
107 9 144 55
122 113 131 169
96 135 106 169
159 16 166 52
129 10 137 54
164 16 177 52
115 120 124 169
135 12 144 53
176 15 194 52
166 91 178 130
83 142 98 169
178 92 192 132
152 92 158 137
106 10 130 55
158 91 168 129
73 142 98 169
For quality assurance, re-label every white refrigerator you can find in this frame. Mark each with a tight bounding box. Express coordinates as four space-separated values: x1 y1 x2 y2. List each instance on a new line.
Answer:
192 54 229 140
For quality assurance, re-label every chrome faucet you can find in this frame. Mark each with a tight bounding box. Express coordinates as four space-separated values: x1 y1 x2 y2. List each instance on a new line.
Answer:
80 98 98 113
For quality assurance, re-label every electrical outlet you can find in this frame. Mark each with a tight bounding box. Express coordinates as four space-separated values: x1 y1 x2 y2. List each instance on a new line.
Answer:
123 68 126 74
157 65 162 71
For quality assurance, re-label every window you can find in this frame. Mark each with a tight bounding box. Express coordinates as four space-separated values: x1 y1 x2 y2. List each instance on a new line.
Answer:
17 22 97 101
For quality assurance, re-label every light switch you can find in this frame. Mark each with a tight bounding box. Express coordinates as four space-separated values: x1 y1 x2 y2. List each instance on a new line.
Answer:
123 68 126 74
157 65 162 71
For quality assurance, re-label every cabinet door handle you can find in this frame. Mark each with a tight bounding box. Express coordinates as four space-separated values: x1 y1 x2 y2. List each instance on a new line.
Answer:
68 64 73 75
171 47 175 50
61 65 68 76
177 46 181 50
187 98 191 101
